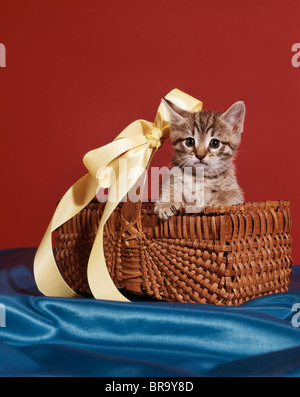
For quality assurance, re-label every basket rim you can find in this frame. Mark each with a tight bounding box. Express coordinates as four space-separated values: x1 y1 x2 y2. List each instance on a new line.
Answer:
89 199 290 216
193 200 289 215
145 199 290 215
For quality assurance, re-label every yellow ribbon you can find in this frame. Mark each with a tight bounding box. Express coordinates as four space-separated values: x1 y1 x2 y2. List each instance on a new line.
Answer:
33 89 203 301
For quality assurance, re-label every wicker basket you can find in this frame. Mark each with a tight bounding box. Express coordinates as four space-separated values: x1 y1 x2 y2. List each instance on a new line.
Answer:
55 197 292 305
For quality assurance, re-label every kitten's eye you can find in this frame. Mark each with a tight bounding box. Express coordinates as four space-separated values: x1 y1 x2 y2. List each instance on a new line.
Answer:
210 139 221 149
185 137 195 147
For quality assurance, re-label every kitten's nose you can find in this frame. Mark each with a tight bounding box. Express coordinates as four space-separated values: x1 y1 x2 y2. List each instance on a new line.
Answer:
196 149 207 161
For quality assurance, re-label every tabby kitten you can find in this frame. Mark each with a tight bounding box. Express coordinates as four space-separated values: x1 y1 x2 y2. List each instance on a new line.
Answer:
154 98 245 219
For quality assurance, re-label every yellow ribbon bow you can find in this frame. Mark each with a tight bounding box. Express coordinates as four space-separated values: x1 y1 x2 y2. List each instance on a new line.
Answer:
33 89 203 301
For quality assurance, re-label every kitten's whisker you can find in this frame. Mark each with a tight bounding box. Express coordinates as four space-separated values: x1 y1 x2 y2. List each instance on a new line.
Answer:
175 158 188 169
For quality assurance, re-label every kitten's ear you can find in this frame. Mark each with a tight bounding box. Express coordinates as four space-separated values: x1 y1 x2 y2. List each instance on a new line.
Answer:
161 98 190 126
220 101 246 134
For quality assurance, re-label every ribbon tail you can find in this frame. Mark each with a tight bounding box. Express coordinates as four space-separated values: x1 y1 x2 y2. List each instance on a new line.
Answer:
33 220 79 297
34 173 97 297
87 144 153 301
87 225 130 302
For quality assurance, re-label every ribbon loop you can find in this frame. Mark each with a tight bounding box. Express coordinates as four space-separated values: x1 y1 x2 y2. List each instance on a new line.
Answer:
33 88 203 301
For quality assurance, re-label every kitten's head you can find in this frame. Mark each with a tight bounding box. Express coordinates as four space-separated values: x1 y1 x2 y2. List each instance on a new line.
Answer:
162 98 245 173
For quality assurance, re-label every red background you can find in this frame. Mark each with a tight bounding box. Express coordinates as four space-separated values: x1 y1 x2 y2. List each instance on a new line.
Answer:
0 0 299 262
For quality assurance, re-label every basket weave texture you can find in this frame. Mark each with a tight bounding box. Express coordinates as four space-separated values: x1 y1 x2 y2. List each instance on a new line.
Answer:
55 199 292 305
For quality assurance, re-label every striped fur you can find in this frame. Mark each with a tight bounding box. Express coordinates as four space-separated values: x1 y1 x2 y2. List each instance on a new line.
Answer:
154 99 245 219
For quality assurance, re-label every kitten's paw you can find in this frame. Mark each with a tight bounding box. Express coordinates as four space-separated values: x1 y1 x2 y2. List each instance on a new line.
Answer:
154 202 182 219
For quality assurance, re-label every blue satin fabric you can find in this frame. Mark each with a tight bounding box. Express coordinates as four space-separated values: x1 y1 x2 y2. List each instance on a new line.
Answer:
0 247 300 377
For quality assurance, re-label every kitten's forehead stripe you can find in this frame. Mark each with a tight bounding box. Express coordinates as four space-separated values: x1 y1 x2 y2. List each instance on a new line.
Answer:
193 114 200 135
192 111 221 136
206 126 213 136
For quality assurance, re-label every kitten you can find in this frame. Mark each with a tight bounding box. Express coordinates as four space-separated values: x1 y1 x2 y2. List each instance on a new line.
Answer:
154 98 245 219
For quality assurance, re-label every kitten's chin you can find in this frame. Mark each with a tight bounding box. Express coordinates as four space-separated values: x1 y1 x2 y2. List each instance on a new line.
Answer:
193 160 208 168
194 160 225 174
